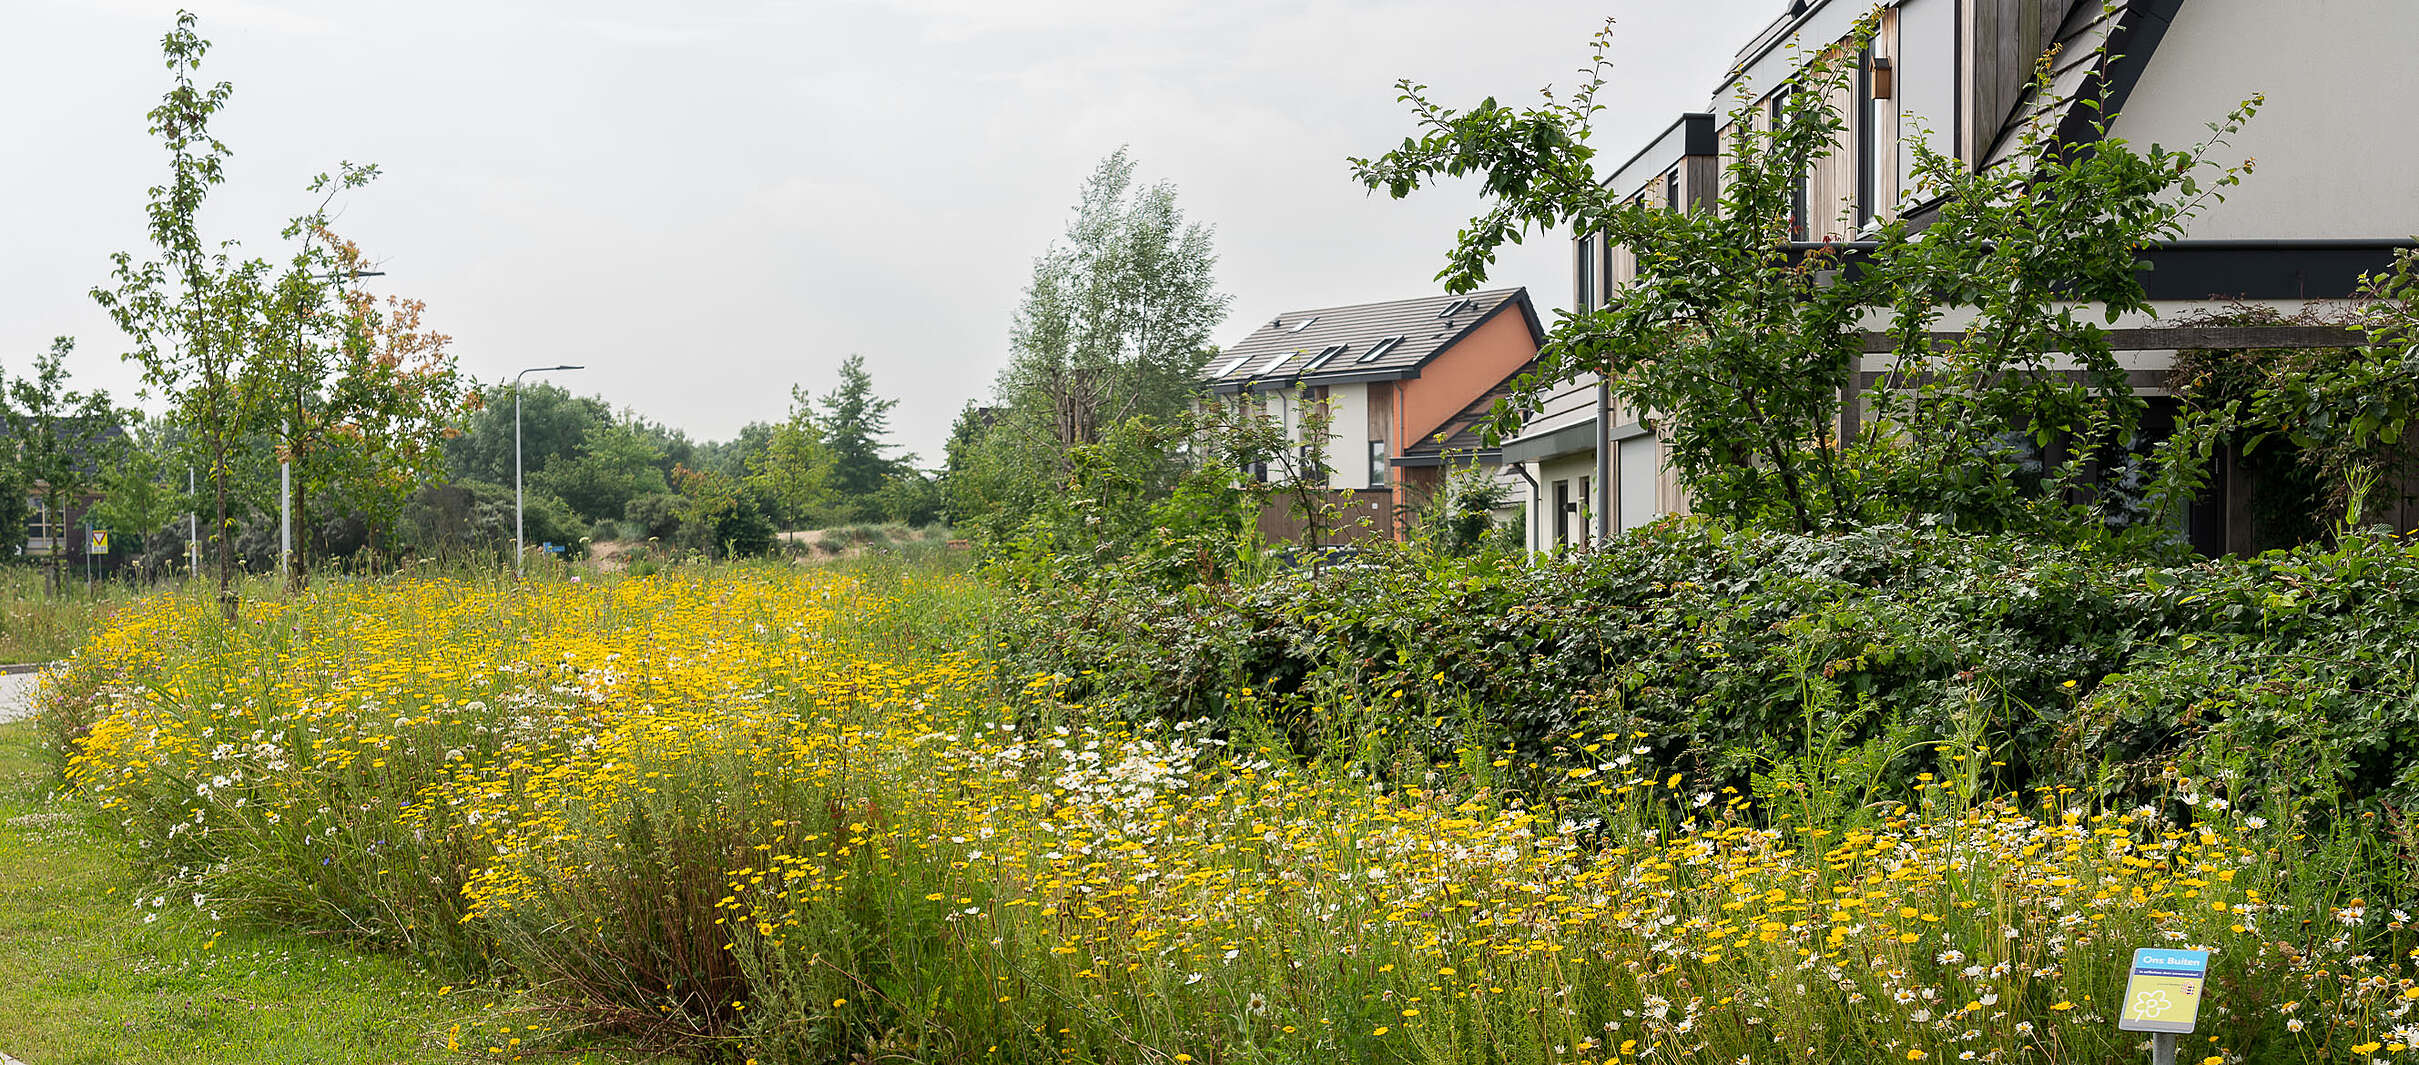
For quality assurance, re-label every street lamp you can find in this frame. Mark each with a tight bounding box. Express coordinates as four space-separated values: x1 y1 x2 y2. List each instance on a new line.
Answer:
514 364 584 580
280 268 383 585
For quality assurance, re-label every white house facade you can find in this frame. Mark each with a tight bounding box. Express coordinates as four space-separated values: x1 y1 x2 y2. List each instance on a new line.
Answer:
1504 0 2419 555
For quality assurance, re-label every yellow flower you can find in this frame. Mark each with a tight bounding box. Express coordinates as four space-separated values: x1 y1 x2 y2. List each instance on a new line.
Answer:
1374 1026 1390 1036
2351 1043 2380 1055
2050 1001 2075 1011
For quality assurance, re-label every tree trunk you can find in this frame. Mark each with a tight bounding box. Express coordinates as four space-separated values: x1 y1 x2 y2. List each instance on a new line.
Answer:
214 444 236 623
289 480 309 593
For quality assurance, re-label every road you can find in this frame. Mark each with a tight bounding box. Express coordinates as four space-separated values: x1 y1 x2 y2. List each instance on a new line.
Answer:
0 672 41 725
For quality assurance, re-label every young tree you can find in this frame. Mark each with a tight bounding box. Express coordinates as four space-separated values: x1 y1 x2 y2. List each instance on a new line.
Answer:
316 273 471 563
2 338 121 595
92 12 263 618
747 386 834 528
1002 149 1226 449
817 354 901 506
261 223 468 584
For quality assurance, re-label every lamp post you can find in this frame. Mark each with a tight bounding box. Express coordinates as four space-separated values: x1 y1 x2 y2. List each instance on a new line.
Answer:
514 364 584 580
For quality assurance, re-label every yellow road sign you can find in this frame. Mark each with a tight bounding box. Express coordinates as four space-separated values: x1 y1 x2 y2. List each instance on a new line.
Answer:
88 529 110 555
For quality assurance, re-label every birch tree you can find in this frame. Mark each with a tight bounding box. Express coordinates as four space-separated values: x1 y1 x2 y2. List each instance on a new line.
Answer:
997 149 1227 456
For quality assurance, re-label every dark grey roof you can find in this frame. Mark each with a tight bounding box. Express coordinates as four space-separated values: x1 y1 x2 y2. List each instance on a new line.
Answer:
1204 287 1539 394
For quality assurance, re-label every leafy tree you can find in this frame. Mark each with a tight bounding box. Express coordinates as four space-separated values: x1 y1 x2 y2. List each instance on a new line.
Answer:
874 469 944 528
672 464 775 559
962 149 1228 538
314 277 470 563
1 338 118 593
443 381 610 488
260 225 467 581
745 387 834 528
1352 19 2255 545
257 168 376 588
89 413 193 575
91 12 270 619
537 419 671 525
818 354 902 505
693 420 774 480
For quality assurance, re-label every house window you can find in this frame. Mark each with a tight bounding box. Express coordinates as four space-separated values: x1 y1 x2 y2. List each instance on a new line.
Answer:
1856 45 1876 228
25 496 58 555
1368 440 1388 488
1301 344 1349 374
1567 481 1586 549
1665 171 1679 211
1552 480 1571 549
1771 93 1808 241
1296 443 1323 483
1575 233 1597 311
1619 437 1660 531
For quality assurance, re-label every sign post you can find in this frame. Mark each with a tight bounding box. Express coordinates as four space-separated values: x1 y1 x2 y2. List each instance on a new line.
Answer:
2119 947 2209 1065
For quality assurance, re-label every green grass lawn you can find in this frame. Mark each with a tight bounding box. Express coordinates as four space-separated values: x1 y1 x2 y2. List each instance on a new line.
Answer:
0 719 683 1065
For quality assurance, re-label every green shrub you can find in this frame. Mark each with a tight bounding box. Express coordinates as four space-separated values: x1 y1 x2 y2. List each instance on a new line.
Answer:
994 521 2419 845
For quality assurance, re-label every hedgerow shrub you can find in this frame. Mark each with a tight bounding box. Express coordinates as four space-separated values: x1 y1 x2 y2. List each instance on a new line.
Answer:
994 523 2419 826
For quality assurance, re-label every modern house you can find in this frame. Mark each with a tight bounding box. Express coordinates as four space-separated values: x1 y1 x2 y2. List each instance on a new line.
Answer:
1204 288 1543 541
1505 0 2419 554
9 417 126 563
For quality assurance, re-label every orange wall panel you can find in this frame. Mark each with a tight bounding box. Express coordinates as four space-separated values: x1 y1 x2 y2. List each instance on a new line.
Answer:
1397 309 1537 448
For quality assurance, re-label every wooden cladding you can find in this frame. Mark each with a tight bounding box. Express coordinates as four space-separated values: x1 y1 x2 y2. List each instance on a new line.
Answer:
1964 0 2082 161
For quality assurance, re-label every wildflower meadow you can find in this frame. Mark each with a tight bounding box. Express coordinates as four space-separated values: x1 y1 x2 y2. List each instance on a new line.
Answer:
38 563 2419 1063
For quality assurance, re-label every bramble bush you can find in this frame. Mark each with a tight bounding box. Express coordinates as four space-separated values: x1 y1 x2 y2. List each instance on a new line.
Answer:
993 522 2419 879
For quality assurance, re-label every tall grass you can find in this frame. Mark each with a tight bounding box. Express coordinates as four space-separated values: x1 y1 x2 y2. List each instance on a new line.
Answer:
0 564 150 663
44 562 2419 1064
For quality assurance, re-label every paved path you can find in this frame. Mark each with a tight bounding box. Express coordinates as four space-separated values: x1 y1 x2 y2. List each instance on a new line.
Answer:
0 673 38 725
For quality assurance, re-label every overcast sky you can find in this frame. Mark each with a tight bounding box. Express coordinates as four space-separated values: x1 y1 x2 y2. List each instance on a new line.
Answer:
3 0 1776 462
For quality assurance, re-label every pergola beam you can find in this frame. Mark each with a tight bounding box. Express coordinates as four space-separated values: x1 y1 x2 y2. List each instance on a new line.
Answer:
1856 324 2369 354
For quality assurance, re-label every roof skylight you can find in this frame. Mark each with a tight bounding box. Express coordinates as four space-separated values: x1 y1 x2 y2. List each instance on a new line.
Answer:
1301 344 1349 373
1251 347 1299 376
1210 352 1255 378
1356 335 1407 363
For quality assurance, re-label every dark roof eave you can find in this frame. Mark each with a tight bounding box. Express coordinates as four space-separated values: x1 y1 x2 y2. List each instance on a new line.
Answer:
1252 367 1422 392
